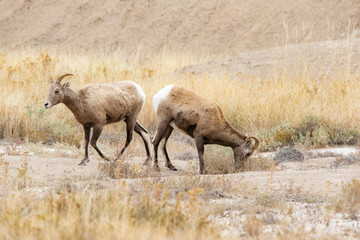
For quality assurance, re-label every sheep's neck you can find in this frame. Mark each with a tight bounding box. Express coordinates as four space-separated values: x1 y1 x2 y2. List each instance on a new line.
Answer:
62 88 82 114
212 124 246 148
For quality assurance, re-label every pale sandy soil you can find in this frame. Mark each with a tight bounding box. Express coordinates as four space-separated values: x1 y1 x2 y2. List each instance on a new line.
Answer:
1 142 359 194
1 142 359 238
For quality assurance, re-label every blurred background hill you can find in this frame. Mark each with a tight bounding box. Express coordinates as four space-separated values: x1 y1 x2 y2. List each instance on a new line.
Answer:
0 0 359 60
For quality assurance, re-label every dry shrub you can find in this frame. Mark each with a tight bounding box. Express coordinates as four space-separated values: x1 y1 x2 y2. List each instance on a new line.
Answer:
0 182 219 240
243 155 273 171
242 215 264 238
0 153 9 187
204 145 234 174
331 153 360 168
16 152 29 189
276 224 306 240
204 145 271 174
333 179 360 219
157 174 240 200
99 160 152 179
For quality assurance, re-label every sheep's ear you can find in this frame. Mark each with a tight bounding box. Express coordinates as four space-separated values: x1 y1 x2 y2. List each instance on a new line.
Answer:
62 82 71 88
51 77 54 83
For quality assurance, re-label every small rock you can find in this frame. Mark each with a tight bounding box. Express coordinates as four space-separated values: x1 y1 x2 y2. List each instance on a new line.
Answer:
209 190 227 199
274 147 304 164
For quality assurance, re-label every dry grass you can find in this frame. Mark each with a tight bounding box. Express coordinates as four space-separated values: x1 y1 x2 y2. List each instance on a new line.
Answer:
0 184 220 240
1 47 360 151
203 145 273 174
331 179 360 220
0 147 359 239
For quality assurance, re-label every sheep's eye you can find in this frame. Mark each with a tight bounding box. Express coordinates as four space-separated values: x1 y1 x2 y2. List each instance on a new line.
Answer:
55 90 59 94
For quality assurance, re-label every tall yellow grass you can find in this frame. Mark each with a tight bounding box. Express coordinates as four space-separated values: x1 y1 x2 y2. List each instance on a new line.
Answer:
0 48 359 148
0 181 219 240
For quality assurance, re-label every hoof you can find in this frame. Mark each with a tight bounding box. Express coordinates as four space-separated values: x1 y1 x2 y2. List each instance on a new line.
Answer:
143 157 152 166
166 164 178 171
199 169 207 175
142 162 151 167
169 166 178 171
143 161 151 166
153 165 161 172
79 158 89 166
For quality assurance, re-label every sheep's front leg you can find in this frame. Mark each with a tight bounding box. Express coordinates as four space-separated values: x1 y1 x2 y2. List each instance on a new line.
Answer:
79 126 91 166
194 136 206 174
91 124 112 162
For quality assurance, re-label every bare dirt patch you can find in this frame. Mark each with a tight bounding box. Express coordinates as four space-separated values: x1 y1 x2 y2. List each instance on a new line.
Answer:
2 141 359 193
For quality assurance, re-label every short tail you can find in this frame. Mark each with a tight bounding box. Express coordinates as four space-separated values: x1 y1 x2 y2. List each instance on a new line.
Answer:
136 121 149 133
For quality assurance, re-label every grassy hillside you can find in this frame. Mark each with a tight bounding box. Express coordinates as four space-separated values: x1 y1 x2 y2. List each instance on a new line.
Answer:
0 47 359 150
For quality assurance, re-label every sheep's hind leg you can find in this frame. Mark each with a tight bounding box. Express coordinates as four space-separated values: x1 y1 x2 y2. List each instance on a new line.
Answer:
115 117 136 160
162 126 177 171
91 124 112 162
152 119 171 171
134 121 152 165
79 126 91 166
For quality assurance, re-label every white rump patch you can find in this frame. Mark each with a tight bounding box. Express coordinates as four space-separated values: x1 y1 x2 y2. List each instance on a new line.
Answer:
153 85 174 113
131 82 147 109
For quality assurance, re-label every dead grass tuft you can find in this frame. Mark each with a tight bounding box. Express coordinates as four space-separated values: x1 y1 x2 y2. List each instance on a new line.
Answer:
332 179 360 219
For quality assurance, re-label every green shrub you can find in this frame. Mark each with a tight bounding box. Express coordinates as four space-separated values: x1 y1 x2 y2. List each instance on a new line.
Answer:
259 115 359 151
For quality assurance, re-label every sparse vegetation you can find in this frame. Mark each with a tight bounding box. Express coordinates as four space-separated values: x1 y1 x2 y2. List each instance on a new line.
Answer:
0 182 218 240
1 48 360 152
259 115 359 151
331 179 360 220
203 145 273 173
0 146 359 239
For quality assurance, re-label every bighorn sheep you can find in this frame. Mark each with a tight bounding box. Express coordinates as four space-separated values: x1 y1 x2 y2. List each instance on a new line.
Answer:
152 85 259 174
44 73 151 165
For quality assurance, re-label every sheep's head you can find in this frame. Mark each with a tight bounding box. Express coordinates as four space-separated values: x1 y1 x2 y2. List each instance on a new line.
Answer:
233 136 259 169
44 74 73 109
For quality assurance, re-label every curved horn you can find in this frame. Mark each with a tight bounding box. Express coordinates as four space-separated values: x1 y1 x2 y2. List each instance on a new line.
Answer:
248 136 259 150
56 73 73 84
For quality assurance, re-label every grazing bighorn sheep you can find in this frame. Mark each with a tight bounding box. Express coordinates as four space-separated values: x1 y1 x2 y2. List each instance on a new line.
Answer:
152 85 259 174
44 73 151 165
